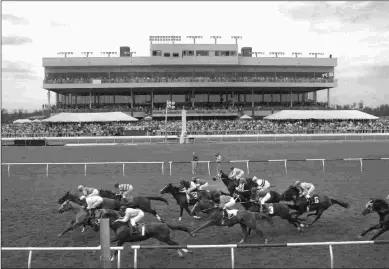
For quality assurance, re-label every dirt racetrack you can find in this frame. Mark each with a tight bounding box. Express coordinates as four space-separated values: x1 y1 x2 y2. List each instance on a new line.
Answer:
1 141 389 268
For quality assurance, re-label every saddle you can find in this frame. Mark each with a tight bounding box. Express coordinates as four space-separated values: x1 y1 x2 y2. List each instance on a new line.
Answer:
223 209 238 219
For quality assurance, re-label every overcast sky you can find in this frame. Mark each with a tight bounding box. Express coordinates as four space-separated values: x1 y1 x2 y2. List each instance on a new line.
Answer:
2 1 389 112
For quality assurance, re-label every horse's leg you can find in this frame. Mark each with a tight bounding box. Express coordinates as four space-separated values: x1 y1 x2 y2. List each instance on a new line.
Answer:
159 238 188 258
239 224 249 244
184 205 199 219
308 209 325 226
370 225 389 240
179 207 184 222
358 224 382 238
58 221 81 237
110 240 124 262
191 220 215 235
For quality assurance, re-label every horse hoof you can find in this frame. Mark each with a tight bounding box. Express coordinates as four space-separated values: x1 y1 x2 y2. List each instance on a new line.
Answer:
191 233 196 237
178 217 182 222
110 256 115 262
357 235 363 239
238 240 244 244
193 216 201 219
57 234 62 237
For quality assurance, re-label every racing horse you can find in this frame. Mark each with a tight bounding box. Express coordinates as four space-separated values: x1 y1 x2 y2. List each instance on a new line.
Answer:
190 199 273 243
212 170 254 199
57 200 99 237
281 185 350 226
358 198 389 240
58 191 168 222
95 209 194 261
159 183 225 221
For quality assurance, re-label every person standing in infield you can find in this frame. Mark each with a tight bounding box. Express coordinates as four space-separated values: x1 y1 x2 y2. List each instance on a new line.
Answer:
192 152 199 175
215 152 222 173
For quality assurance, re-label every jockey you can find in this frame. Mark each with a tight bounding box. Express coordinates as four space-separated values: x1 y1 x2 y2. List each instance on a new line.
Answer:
192 177 209 190
252 176 271 193
229 167 245 185
253 190 272 212
212 191 238 219
114 182 134 203
235 178 247 192
80 195 103 218
292 180 315 211
180 179 197 202
78 185 99 198
115 206 145 234
387 194 389 200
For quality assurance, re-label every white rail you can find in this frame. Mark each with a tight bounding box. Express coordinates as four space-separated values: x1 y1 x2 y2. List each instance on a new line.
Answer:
130 240 389 269
2 157 389 178
1 246 124 269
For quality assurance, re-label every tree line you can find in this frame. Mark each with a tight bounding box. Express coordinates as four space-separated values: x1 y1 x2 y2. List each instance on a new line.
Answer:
2 102 389 123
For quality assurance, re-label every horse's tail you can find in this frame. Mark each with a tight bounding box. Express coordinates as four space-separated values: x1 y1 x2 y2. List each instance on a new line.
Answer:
146 196 169 205
330 198 350 209
166 223 193 235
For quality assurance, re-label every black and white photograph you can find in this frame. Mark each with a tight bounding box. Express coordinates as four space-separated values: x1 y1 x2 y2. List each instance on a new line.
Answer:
1 1 389 268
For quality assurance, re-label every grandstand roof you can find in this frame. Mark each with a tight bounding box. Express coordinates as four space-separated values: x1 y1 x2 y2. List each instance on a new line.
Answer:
42 112 138 122
264 110 379 121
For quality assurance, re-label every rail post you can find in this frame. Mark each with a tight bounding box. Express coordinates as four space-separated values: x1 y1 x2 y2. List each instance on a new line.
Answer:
230 247 235 269
246 161 250 175
284 160 287 175
329 245 334 269
207 161 211 176
46 164 49 177
117 250 121 268
169 161 172 176
28 250 32 269
84 164 87 177
359 158 363 173
161 162 164 175
100 218 111 268
122 163 125 177
8 164 10 177
133 247 138 269
322 159 325 172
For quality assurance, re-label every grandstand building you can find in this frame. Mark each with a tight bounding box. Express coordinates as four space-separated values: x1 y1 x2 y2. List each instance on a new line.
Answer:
42 36 337 119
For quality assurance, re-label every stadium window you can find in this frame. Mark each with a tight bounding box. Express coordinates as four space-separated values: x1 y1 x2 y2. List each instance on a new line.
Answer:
183 50 194 56
196 50 209 56
152 50 162 56
173 53 179 57
164 53 171 57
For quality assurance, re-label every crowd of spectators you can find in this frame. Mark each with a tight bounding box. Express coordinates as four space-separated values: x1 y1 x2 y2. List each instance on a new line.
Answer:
2 118 389 138
50 102 330 113
44 75 334 84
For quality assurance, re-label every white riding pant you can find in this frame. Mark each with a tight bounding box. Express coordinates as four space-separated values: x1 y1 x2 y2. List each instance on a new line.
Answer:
86 196 103 209
303 186 315 198
86 189 99 197
198 182 208 190
130 211 145 226
259 192 272 204
235 172 245 180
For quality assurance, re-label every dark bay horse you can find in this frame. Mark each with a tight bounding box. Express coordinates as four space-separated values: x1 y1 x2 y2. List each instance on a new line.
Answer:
359 198 389 240
190 199 273 243
159 183 217 221
281 186 350 226
58 200 99 237
98 189 169 222
58 191 168 222
95 209 194 261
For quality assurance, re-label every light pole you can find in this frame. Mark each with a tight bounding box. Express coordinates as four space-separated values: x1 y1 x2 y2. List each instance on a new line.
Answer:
100 52 117 57
292 52 302 58
187 36 202 44
165 100 175 143
309 52 324 58
81 52 93 57
57 52 73 58
149 36 181 44
270 52 285 57
231 36 242 45
251 52 264 57
210 36 221 44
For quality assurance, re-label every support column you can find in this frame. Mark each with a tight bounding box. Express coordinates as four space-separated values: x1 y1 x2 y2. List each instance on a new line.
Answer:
261 92 264 104
113 93 116 105
207 92 210 103
74 94 77 105
290 91 293 107
130 90 134 108
232 91 235 108
151 91 154 110
314 91 317 104
327 88 330 107
279 93 282 104
47 90 51 109
244 92 246 105
89 91 92 109
302 92 306 103
170 91 173 102
251 88 254 116
56 93 59 105
192 89 195 108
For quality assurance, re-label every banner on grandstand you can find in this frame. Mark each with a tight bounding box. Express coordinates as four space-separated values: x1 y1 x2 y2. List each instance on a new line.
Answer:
181 109 187 135
92 79 101 85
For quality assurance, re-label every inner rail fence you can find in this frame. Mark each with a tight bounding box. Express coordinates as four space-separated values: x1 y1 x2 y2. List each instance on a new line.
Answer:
131 240 389 269
2 157 389 178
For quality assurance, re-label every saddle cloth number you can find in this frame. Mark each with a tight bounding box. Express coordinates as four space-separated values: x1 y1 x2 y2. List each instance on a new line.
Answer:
313 196 320 204
268 205 274 214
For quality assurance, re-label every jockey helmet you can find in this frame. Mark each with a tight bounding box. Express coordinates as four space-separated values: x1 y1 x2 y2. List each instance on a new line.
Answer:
119 206 127 211
252 176 258 181
114 182 119 188
192 177 197 182
80 195 86 200
215 152 220 156
78 185 84 191
231 167 234 170
294 180 301 186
